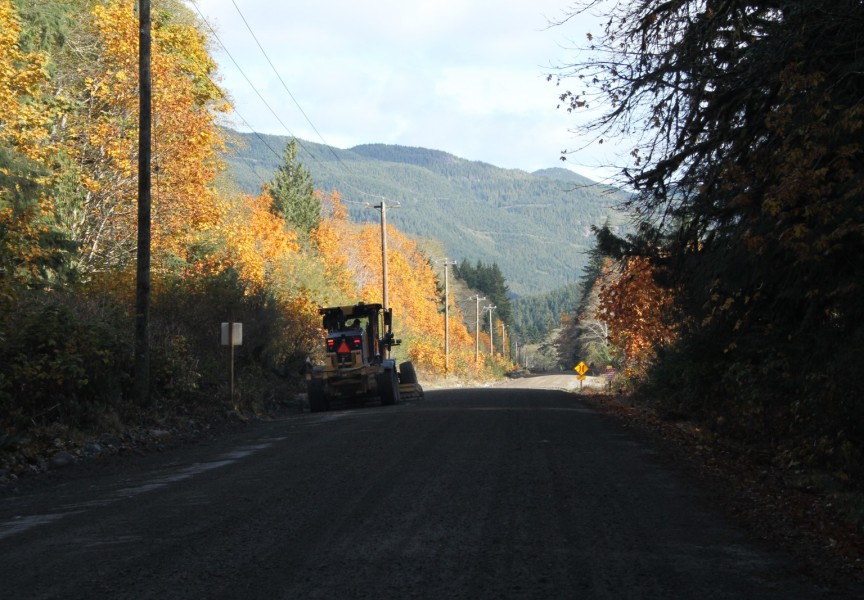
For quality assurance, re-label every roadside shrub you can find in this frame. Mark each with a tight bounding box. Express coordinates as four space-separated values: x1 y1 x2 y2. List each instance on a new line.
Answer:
642 321 864 488
148 271 315 412
0 265 323 437
0 290 130 429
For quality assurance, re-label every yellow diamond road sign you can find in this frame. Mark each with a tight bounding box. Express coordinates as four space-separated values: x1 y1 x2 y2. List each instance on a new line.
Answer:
575 361 588 375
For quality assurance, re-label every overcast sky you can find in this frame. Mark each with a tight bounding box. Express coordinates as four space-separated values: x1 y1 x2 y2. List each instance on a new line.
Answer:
188 0 619 180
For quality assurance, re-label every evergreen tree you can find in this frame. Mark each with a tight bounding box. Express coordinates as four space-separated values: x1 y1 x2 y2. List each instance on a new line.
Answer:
0 145 75 293
453 259 512 327
268 139 319 234
486 263 511 324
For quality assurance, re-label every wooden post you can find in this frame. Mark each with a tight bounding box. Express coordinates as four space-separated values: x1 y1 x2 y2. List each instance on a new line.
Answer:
133 0 152 406
229 319 235 406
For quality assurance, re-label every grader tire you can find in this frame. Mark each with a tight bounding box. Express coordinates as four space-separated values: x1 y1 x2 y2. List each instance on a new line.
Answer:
378 370 400 406
398 361 418 384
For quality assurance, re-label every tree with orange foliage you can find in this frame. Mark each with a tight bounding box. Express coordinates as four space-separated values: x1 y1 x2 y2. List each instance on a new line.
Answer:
310 191 476 377
202 190 299 293
55 0 227 273
596 256 678 380
309 189 362 302
354 220 476 376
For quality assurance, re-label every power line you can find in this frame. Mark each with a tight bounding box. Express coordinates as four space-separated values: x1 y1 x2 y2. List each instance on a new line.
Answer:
190 3 325 168
225 110 282 190
191 4 390 204
182 5 288 191
190 4 297 140
192 2 363 200
229 0 348 169
222 3 393 203
230 106 281 161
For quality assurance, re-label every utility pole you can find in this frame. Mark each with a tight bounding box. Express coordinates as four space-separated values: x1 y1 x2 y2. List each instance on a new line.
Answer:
133 0 152 406
469 295 486 364
440 259 457 377
484 305 497 356
500 322 507 360
368 199 400 359
370 200 391 310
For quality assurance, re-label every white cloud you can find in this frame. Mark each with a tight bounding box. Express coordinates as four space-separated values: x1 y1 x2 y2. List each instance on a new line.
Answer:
190 0 615 176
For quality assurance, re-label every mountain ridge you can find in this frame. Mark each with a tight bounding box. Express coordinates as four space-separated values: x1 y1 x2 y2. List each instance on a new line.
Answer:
221 129 629 296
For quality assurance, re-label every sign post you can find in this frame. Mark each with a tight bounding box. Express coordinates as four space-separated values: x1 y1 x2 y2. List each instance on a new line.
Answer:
574 361 588 390
221 322 243 406
604 365 616 391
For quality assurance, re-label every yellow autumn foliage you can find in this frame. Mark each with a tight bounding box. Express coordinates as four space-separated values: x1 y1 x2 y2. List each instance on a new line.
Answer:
211 191 299 293
311 194 475 376
60 0 228 272
0 0 50 160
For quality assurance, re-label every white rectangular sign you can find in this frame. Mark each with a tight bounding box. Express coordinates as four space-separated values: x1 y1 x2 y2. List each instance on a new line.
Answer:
221 322 243 346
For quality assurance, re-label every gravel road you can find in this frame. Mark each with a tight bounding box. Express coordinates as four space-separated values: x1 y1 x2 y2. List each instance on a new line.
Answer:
0 387 844 598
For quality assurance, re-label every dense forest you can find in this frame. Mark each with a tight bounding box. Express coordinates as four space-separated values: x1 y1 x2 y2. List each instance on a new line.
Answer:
513 283 581 346
553 1 864 488
0 0 511 469
223 131 630 296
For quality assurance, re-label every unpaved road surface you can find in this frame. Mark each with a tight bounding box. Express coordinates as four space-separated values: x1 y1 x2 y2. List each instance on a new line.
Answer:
0 388 848 598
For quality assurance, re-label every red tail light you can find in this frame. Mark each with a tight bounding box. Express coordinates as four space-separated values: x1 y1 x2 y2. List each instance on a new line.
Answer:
327 335 363 354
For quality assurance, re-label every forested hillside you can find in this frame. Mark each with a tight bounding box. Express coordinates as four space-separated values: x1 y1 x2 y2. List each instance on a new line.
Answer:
222 131 629 296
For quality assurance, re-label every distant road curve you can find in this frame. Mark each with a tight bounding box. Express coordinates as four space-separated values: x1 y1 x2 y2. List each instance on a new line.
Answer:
493 371 608 392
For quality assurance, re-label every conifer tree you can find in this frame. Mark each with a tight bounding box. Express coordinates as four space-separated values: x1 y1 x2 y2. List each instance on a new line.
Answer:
268 139 319 235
